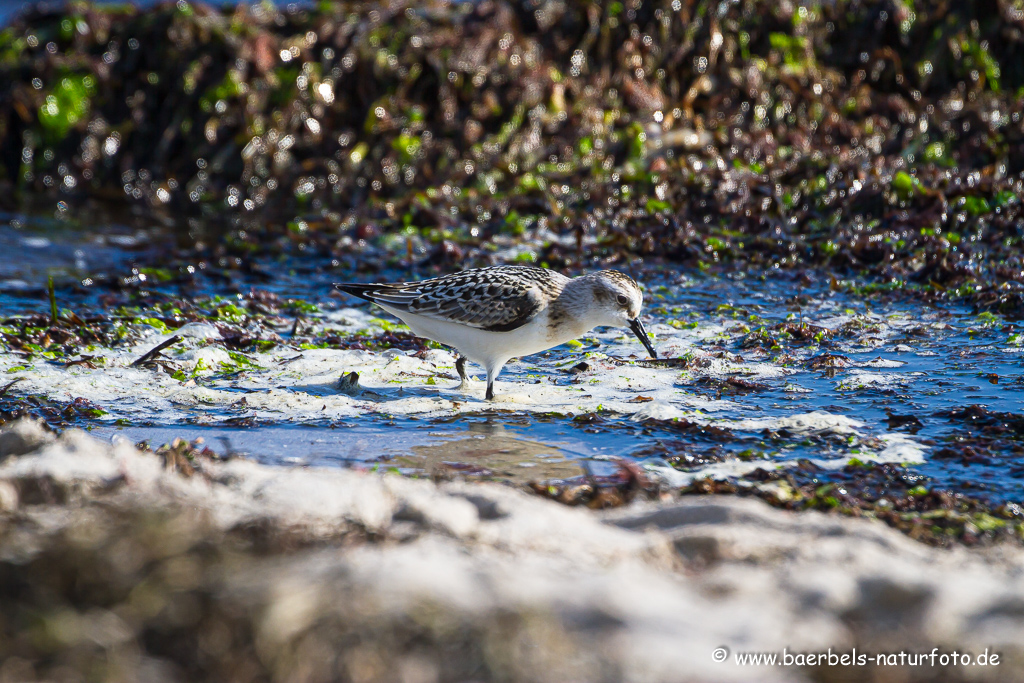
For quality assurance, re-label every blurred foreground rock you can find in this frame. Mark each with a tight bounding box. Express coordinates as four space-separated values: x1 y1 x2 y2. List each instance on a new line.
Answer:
2 418 1024 683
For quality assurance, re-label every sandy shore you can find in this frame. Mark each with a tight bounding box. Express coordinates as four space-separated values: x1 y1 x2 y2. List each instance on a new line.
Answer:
2 418 1023 682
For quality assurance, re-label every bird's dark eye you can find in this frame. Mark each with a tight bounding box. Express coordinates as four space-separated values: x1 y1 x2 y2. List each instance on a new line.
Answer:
616 294 629 306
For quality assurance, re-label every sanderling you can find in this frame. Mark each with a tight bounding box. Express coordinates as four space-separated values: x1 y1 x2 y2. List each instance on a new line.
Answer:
335 265 657 400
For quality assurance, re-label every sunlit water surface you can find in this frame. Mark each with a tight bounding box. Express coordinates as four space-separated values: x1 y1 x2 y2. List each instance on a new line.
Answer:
2 214 1022 504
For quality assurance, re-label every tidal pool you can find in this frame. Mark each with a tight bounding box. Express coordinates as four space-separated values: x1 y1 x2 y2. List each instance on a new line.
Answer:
2 213 1022 512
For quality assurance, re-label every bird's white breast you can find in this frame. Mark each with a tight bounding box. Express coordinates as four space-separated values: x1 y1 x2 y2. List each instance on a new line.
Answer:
377 304 578 368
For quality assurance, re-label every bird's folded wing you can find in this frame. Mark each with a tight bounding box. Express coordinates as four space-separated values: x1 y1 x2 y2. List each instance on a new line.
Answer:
337 277 542 332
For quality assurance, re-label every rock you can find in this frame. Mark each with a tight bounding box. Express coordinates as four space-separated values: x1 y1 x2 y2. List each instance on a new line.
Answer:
0 427 164 505
336 370 361 394
605 497 1024 662
2 419 1024 682
175 322 222 339
392 489 480 537
0 418 54 459
568 361 590 374
0 481 17 511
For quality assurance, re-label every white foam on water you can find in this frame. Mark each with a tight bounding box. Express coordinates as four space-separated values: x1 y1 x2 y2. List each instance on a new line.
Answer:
630 402 689 422
872 433 928 464
0 327 731 423
836 370 912 391
178 347 234 373
0 319 907 439
859 357 906 368
725 411 864 436
641 458 782 487
176 322 222 339
0 302 961 484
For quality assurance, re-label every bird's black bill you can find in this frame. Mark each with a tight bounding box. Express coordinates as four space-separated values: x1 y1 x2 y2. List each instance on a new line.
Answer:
629 317 657 358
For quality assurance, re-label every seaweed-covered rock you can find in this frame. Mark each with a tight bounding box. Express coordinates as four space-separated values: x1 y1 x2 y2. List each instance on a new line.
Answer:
0 1 1022 312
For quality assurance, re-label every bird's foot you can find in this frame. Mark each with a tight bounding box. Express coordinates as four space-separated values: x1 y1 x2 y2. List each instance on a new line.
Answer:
454 356 470 392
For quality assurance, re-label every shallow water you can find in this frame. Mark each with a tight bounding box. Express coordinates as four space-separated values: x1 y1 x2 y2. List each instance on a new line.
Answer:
0 214 152 307
92 419 640 483
2 213 1022 507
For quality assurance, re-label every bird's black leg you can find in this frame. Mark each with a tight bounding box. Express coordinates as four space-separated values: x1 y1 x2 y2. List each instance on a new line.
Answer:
483 362 502 401
455 355 469 391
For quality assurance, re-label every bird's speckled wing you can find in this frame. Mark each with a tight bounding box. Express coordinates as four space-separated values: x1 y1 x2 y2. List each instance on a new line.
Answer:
334 266 567 332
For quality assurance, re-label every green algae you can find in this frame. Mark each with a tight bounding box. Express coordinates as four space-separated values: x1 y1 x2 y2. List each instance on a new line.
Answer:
37 74 95 143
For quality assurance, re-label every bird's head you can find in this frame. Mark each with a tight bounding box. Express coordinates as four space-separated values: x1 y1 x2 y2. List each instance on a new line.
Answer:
584 270 657 358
